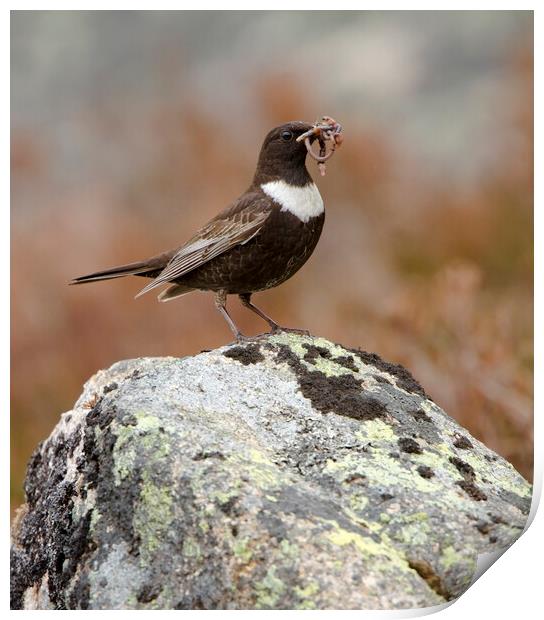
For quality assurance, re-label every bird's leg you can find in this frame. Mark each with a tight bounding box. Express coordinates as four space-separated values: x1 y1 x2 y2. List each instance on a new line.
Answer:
214 291 247 341
239 293 280 332
239 294 310 336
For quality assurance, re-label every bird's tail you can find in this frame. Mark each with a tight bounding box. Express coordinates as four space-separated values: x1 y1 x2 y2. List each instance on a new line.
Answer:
69 260 153 285
157 283 195 302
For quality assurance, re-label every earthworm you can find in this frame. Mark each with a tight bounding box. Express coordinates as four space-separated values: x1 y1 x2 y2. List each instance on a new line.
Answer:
298 116 343 175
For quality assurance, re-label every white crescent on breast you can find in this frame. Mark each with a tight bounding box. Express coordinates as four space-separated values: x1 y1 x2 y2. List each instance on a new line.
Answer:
260 180 324 223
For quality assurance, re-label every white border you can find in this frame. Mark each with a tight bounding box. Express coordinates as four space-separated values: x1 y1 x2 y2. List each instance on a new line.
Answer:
6 3 539 617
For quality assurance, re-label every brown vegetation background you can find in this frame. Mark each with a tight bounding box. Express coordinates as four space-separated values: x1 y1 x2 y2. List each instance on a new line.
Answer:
11 12 533 512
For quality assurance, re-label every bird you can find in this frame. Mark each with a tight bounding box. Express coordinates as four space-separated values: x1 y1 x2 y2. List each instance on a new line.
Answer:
70 118 342 340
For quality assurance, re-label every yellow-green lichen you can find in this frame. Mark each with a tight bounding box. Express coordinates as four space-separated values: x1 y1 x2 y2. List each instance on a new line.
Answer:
112 427 137 483
405 511 429 522
112 411 171 485
268 334 361 378
182 537 201 558
255 566 286 608
90 506 101 530
294 582 320 609
268 332 311 358
228 450 282 490
410 450 448 471
328 528 382 557
441 545 461 570
233 537 253 563
325 521 407 571
325 451 437 495
109 410 177 566
279 538 298 559
305 356 356 378
456 449 531 499
133 475 174 565
348 494 369 513
248 448 274 465
398 520 431 546
213 489 239 505
355 419 396 443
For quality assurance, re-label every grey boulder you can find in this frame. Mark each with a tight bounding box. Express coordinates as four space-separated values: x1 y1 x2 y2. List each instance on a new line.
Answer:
11 333 531 609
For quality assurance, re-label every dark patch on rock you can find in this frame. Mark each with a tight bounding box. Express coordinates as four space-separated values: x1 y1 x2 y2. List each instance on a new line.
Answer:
274 344 387 422
192 450 225 461
314 473 344 496
475 520 491 535
347 347 428 398
271 486 368 536
490 514 507 525
497 489 532 515
411 408 432 423
66 425 82 458
121 413 138 426
456 480 488 502
408 558 452 601
137 582 163 604
257 510 290 542
86 399 115 433
68 571 91 610
373 374 392 386
302 344 361 374
83 402 142 553
448 456 488 502
175 595 207 610
302 344 332 363
449 457 475 479
345 473 367 485
103 382 118 394
398 438 423 454
216 494 242 517
223 344 264 366
380 493 394 501
453 434 473 450
10 424 93 609
282 440 340 481
489 535 498 544
334 355 359 372
417 465 434 479
10 548 30 610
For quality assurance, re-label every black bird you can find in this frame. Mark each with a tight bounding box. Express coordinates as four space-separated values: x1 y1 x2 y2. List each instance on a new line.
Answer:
71 118 343 340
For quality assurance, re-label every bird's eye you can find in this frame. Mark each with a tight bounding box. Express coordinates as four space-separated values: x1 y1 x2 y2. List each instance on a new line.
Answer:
280 130 293 141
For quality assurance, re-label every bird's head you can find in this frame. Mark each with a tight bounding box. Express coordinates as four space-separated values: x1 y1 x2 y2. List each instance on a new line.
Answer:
259 121 316 164
254 118 342 185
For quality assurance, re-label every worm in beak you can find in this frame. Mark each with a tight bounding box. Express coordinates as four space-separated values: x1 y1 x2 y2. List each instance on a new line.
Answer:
297 116 343 176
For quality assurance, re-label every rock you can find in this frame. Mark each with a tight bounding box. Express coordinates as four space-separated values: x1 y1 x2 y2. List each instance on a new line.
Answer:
10 333 531 610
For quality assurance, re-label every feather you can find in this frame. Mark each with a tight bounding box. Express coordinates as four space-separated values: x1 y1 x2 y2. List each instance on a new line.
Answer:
157 283 195 302
136 196 270 298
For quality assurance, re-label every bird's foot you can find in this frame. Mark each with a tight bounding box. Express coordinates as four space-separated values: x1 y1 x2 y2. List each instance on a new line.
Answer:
228 328 311 344
270 326 311 337
234 333 256 343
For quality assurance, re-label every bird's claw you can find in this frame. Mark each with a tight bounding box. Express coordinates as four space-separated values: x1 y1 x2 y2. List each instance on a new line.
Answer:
270 326 311 337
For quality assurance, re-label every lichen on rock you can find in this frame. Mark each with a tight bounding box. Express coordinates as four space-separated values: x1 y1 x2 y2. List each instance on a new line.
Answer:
11 334 531 609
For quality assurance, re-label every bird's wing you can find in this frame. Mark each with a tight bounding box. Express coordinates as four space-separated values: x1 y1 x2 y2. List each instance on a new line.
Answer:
135 195 271 298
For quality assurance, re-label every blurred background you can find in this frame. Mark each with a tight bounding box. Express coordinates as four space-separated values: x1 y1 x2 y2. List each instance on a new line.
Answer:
11 11 533 512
